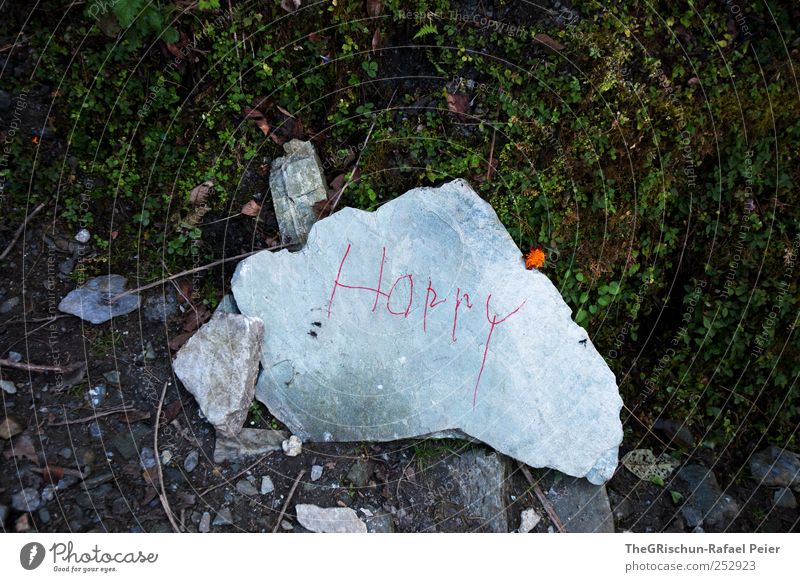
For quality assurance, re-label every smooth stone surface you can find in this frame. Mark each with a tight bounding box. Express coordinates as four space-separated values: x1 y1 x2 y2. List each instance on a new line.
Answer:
296 504 367 533
58 275 140 324
236 479 259 496
543 473 614 533
233 179 623 483
1 380 16 395
677 464 740 531
270 139 328 247
173 311 264 437
749 446 800 491
184 450 199 473
260 476 275 495
213 429 287 463
773 487 797 509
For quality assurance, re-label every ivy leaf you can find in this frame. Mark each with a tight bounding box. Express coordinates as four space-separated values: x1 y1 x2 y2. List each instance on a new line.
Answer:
113 0 144 28
621 449 680 482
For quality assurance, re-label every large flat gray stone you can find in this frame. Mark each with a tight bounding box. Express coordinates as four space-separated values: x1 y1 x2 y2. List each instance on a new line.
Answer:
58 275 140 324
173 312 264 438
232 179 623 483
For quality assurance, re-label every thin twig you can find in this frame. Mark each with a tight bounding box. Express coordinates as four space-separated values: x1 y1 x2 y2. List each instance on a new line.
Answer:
1 314 71 325
272 469 306 533
330 89 398 212
486 123 497 181
518 462 566 533
48 405 140 426
112 244 287 301
155 381 182 533
0 201 48 260
198 453 274 498
0 358 83 374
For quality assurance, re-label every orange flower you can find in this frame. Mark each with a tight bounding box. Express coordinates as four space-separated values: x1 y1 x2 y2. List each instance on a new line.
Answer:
31 135 39 145
525 245 545 270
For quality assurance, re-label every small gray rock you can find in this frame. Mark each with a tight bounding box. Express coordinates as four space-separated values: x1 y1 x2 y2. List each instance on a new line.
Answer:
0 296 20 314
543 473 614 533
11 488 41 512
310 465 323 481
38 508 51 524
58 275 140 324
296 504 367 533
773 487 797 509
58 258 75 275
184 450 199 473
750 447 800 491
212 508 234 527
236 479 259 496
677 464 740 531
519 508 541 533
346 460 371 488
75 229 91 244
260 476 275 495
1 380 16 395
173 311 264 437
59 447 73 459
269 139 328 247
6 351 22 363
282 435 302 457
144 292 178 322
103 370 121 386
199 512 211 533
213 429 287 463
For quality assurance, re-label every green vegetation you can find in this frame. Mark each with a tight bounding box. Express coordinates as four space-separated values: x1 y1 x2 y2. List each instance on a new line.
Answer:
4 0 798 448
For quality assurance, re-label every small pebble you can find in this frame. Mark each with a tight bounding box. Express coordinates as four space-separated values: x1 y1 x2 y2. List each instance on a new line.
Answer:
75 229 91 244
11 488 41 512
236 480 259 496
310 465 323 481
87 385 107 407
260 476 275 495
139 447 156 469
282 435 302 457
161 450 173 465
103 370 121 386
280 520 293 530
0 416 23 439
0 296 20 314
88 421 102 438
59 447 73 459
7 351 22 363
199 512 211 533
1 380 16 394
212 508 233 527
38 508 51 524
184 450 199 473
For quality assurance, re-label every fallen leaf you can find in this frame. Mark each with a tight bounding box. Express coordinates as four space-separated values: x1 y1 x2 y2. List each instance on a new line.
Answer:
534 33 565 51
243 107 271 136
182 303 211 333
446 92 470 115
366 0 382 18
621 449 679 482
372 29 382 52
308 32 325 43
241 200 262 217
3 434 38 463
281 0 301 13
276 104 295 119
189 180 214 206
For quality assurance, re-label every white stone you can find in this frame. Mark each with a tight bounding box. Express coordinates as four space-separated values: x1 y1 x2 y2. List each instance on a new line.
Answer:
232 179 623 483
310 465 323 481
282 435 302 457
519 509 541 533
1 380 16 395
75 229 91 244
260 476 275 495
173 311 264 438
296 504 367 533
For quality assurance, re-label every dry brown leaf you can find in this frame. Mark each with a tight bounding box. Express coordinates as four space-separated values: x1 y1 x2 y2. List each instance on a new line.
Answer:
241 200 262 217
372 28 382 52
276 104 295 119
3 434 38 464
189 180 214 206
366 0 382 18
243 107 271 136
534 33 565 51
182 304 211 333
446 91 470 115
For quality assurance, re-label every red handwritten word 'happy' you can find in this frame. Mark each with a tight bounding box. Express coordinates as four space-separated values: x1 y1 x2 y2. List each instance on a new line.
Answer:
327 243 526 407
